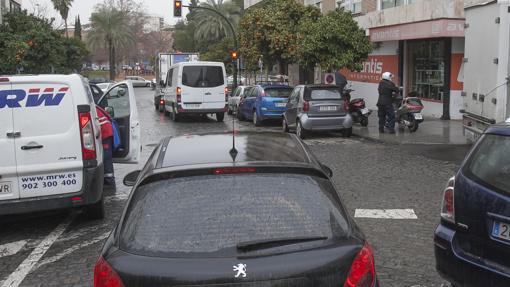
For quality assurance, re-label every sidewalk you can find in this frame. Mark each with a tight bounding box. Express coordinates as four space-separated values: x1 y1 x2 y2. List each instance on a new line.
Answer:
353 113 469 145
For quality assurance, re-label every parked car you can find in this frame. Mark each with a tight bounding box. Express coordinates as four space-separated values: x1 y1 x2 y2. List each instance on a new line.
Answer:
227 85 252 115
0 74 139 219
237 84 294 126
94 132 379 287
161 61 227 122
89 77 110 85
434 122 510 286
125 76 151 87
96 82 115 94
89 83 104 102
283 85 353 139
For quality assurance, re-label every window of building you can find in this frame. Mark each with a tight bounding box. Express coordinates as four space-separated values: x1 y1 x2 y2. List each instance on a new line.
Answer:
406 40 446 101
9 0 21 12
381 0 404 9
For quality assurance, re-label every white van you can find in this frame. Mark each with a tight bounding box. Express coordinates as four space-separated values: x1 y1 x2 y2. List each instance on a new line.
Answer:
162 61 227 122
0 74 140 219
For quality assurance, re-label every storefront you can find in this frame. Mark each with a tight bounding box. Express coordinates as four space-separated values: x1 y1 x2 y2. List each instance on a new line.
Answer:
342 18 465 119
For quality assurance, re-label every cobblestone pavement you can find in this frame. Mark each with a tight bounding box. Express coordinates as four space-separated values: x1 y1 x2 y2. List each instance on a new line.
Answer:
0 87 466 287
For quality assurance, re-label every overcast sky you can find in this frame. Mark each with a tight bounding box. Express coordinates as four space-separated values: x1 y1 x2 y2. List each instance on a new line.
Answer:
23 0 189 26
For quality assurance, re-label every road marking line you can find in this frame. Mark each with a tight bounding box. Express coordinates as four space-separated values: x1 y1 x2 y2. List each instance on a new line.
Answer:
36 232 110 270
0 216 74 287
0 240 27 258
354 209 418 219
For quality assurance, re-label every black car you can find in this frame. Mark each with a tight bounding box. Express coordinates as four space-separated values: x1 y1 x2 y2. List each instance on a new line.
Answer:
94 132 378 287
434 122 510 286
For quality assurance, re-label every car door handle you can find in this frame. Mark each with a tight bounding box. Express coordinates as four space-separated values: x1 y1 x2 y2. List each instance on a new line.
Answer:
205 92 212 95
6 131 21 138
21 145 44 150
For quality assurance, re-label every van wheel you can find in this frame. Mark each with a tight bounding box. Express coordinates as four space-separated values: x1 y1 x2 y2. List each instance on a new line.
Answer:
172 106 180 122
253 111 261 126
86 197 105 220
216 112 225 122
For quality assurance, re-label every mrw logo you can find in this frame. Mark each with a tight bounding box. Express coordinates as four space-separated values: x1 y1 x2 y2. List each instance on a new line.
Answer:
233 263 247 278
0 87 68 108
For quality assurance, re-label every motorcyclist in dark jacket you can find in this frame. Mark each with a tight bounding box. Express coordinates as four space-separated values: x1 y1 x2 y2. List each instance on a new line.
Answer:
377 72 399 133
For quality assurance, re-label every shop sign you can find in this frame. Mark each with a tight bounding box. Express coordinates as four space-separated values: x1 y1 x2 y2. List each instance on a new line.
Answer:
370 19 465 42
341 55 399 84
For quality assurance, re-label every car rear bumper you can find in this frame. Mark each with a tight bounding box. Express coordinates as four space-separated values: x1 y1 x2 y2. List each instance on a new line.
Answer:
434 224 510 286
260 110 285 119
0 164 104 216
300 114 353 131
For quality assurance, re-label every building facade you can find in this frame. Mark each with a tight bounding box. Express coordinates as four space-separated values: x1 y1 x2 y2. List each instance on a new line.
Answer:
0 0 21 24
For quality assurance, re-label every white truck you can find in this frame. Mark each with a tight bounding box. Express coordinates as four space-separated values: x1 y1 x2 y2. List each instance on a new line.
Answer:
462 0 510 142
153 53 199 112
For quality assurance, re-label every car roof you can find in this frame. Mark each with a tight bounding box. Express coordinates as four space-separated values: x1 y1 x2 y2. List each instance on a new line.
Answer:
485 121 510 136
257 84 293 89
156 132 315 170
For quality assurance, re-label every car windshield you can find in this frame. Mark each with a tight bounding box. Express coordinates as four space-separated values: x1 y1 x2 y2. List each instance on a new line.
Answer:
308 89 343 100
464 134 510 194
120 174 349 257
264 87 293 98
182 66 224 87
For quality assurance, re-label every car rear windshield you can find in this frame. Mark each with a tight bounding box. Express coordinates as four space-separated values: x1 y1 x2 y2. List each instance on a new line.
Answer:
182 66 224 88
264 87 293 98
306 88 343 101
120 174 349 257
464 134 510 194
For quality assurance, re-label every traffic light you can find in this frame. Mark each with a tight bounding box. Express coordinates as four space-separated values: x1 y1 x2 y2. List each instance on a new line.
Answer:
230 51 238 61
174 0 182 17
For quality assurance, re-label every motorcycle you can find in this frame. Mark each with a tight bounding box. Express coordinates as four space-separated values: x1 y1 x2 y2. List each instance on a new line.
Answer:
390 90 424 133
343 88 371 127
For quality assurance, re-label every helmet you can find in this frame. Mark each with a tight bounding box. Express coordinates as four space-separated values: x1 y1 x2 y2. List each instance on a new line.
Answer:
382 72 393 81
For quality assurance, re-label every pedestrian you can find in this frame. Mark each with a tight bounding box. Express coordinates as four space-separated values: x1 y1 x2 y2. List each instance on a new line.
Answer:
335 71 348 92
96 106 116 187
377 72 399 134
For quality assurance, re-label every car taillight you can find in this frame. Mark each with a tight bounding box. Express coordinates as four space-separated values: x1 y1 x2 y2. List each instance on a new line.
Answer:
214 167 256 174
94 257 124 287
160 99 165 105
303 101 310 112
441 177 455 223
176 87 182 94
177 94 181 103
344 242 376 287
79 112 96 160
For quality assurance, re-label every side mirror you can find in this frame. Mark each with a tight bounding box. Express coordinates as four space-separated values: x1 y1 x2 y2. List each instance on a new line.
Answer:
160 80 165 86
320 164 333 177
105 106 115 117
118 89 126 97
123 170 141 186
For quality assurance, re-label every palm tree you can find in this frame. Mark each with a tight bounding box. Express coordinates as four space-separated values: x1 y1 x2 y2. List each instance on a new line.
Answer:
191 0 242 43
87 6 135 81
51 0 73 38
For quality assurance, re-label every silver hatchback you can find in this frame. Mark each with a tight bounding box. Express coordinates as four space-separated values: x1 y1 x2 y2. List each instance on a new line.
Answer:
283 85 353 139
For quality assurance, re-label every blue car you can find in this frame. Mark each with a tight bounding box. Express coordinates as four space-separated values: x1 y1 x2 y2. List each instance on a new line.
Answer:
434 121 510 286
237 84 293 126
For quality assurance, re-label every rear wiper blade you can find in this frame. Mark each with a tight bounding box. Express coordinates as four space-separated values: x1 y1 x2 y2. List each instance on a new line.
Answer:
236 236 328 252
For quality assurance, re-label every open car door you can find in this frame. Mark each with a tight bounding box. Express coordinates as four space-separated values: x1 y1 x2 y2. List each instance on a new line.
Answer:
97 81 140 164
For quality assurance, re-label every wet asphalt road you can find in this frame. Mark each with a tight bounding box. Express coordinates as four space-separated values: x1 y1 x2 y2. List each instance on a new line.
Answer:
0 87 471 287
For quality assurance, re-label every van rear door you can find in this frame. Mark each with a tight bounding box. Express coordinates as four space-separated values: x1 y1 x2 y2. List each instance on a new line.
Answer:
98 81 140 163
0 80 20 201
181 65 226 110
11 81 85 198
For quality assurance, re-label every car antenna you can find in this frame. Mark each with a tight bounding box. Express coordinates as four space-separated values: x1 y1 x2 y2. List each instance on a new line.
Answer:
229 106 238 162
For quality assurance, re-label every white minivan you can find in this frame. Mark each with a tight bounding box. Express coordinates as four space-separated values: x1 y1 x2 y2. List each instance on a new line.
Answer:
0 74 140 219
162 61 227 122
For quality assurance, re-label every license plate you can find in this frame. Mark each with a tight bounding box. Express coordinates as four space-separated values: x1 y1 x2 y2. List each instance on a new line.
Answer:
361 108 370 115
320 106 337 111
414 113 423 120
275 103 286 107
186 104 200 109
492 221 510 242
0 182 12 194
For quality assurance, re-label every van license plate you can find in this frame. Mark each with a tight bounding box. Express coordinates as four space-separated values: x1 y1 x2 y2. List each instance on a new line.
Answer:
492 221 510 242
320 106 337 111
0 182 12 194
186 104 200 109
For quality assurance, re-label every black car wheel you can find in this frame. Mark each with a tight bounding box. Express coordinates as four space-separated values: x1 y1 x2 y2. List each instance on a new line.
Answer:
237 109 245 121
296 121 306 139
172 106 180 122
282 117 289 133
253 111 261 127
86 197 105 220
216 112 225 122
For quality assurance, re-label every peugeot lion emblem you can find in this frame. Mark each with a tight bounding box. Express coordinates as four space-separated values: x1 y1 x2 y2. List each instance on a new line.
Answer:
233 263 247 278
